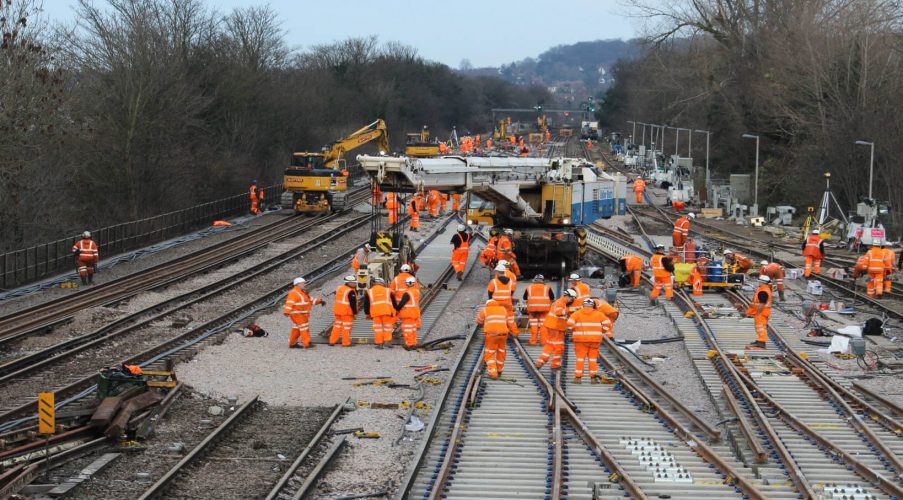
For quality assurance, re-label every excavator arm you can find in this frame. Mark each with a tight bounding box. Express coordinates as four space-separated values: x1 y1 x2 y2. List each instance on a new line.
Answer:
324 119 390 169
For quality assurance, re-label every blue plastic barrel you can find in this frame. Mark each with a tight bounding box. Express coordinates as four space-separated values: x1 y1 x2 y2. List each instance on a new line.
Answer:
708 260 724 283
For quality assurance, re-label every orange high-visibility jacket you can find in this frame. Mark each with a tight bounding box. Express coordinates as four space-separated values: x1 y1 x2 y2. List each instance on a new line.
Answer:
386 192 398 210
476 302 517 335
673 217 690 237
333 285 357 316
883 248 896 272
366 285 395 317
853 254 869 276
496 235 513 254
487 277 515 302
249 184 258 200
284 287 320 315
524 283 553 313
73 239 99 260
746 285 773 317
622 254 643 273
390 272 417 301
567 307 612 341
866 247 886 273
759 263 785 281
802 234 824 258
397 289 420 319
543 297 571 331
650 254 671 278
572 282 591 304
592 298 619 323
633 179 645 192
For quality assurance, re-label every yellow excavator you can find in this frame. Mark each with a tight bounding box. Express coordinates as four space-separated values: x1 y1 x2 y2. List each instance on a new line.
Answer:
282 120 390 214
404 126 440 157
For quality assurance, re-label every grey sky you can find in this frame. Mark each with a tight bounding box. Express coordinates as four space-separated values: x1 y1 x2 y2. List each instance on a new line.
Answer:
42 0 638 67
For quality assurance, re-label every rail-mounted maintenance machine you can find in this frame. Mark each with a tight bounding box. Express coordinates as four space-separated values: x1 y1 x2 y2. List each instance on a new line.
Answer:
356 154 627 277
281 119 389 214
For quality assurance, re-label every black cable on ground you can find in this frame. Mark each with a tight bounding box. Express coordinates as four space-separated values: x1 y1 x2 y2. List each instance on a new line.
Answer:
418 335 466 349
616 343 657 371
614 336 684 345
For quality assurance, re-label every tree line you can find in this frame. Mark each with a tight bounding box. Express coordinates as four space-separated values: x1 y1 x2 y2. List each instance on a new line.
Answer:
599 0 903 235
0 0 550 252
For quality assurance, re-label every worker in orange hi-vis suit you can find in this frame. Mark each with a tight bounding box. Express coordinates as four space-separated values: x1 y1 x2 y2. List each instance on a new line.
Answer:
865 240 887 298
852 254 869 279
476 299 519 378
672 213 694 251
480 230 499 268
745 275 773 350
440 192 448 213
544 130 551 142
72 231 99 285
485 138 492 150
801 229 825 277
330 276 358 347
633 178 646 204
535 289 575 370
390 264 417 302
451 193 462 212
351 244 370 272
567 273 591 311
438 142 448 154
619 254 644 289
249 180 260 215
497 260 518 290
450 225 472 280
590 296 620 324
385 192 399 226
487 265 516 315
407 196 421 232
283 277 324 348
427 190 440 217
650 245 674 300
496 229 520 276
882 242 896 294
508 135 516 147
758 260 786 301
363 277 397 348
586 138 593 150
723 249 753 274
687 264 704 297
567 298 612 383
393 277 421 349
523 275 554 345
475 134 482 150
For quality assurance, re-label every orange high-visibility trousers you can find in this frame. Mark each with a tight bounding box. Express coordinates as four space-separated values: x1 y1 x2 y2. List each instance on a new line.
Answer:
867 271 884 297
535 328 564 369
330 315 354 346
77 256 97 278
629 270 641 288
400 318 419 347
804 256 821 277
650 276 673 299
410 212 419 230
754 313 769 343
484 334 508 377
635 191 643 203
388 209 398 225
528 313 545 344
289 313 311 347
885 272 892 293
672 233 686 250
372 315 395 345
451 247 469 273
573 342 600 379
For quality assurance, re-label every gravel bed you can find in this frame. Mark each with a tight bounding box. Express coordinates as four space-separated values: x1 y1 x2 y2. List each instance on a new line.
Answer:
0 210 291 317
167 404 332 499
0 224 373 411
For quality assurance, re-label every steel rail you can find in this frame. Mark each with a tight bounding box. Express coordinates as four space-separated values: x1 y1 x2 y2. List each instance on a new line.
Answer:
853 381 903 419
137 395 260 500
290 436 347 500
719 384 767 464
0 215 372 383
0 186 371 345
265 398 349 500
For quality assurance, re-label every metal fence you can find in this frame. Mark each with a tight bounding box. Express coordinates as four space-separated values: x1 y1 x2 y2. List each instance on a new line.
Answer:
1 183 281 289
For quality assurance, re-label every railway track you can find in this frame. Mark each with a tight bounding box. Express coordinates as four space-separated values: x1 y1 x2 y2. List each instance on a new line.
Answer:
0 185 371 347
585 217 903 498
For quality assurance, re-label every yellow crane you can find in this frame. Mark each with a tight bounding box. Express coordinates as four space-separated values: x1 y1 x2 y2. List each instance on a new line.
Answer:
282 120 390 214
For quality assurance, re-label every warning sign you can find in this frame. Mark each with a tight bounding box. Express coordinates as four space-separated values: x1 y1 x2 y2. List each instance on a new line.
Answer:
38 392 55 434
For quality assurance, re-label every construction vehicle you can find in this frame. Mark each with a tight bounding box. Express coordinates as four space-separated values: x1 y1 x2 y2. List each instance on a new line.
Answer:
466 194 496 225
405 126 440 157
281 119 389 214
356 154 627 277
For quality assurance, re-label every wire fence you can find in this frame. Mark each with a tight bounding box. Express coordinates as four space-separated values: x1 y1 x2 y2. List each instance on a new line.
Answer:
0 183 281 289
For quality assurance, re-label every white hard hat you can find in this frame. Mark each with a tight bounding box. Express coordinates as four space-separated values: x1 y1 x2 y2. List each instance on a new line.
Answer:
655 244 665 250
760 260 769 266
400 264 411 273
372 277 385 285
82 231 91 238
293 277 306 286
812 229 820 235
497 259 509 267
564 289 577 298
533 274 544 281
457 224 466 232
687 213 696 219
872 239 882 246
344 275 356 282
583 298 595 306
568 273 581 280
504 228 514 235
364 243 372 250
494 264 506 272
724 249 734 255
758 275 772 283
405 277 416 286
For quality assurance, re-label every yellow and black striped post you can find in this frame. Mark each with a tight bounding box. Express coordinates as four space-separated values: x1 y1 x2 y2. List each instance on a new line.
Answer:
38 392 55 435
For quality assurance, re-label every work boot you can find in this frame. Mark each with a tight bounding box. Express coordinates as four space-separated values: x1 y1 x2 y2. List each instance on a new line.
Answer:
385 343 394 349
80 276 88 286
289 344 302 349
779 291 786 301
456 271 463 281
746 340 767 350
591 375 602 384
572 377 582 384
303 344 314 349
375 344 384 350
88 274 94 284
534 361 544 369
